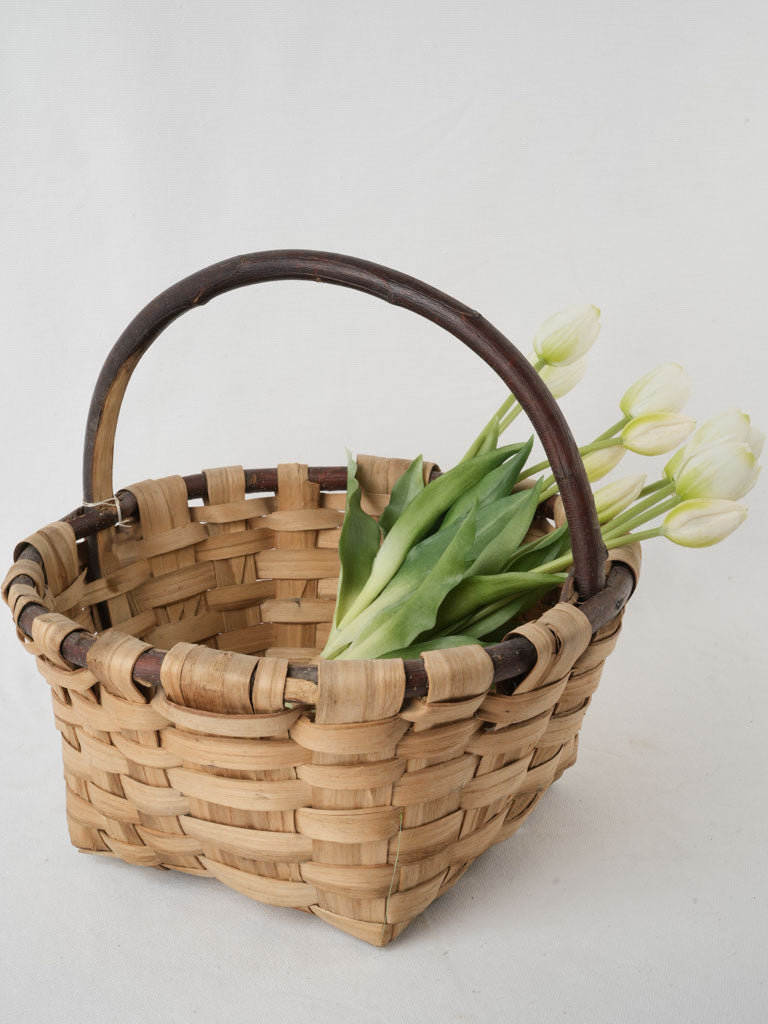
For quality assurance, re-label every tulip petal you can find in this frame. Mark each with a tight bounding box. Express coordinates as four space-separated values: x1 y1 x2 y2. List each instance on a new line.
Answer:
582 445 626 482
675 442 760 500
621 413 695 456
662 499 748 547
533 304 601 366
619 363 691 418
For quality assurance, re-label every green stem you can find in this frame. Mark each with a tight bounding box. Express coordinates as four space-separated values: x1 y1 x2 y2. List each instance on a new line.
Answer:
577 437 624 456
592 416 629 442
603 492 678 540
533 551 577 575
522 437 623 483
493 393 517 423
460 398 513 463
460 358 549 461
603 528 662 547
540 482 559 503
494 359 545 437
519 459 549 481
601 482 676 539
638 479 670 498
536 527 663 575
498 403 522 434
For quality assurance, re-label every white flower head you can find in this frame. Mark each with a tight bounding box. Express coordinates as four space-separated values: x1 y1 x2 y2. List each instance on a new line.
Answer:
539 355 589 399
593 473 647 523
675 442 760 500
533 304 601 366
747 425 765 459
662 499 748 548
683 409 751 458
581 445 626 483
663 447 687 481
620 413 696 456
619 363 691 418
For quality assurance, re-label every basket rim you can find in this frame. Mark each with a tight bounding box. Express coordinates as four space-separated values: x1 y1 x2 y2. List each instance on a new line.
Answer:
7 462 639 707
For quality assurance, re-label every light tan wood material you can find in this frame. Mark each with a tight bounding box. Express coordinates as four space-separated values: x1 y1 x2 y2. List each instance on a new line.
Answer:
251 657 288 713
316 658 405 724
159 641 256 713
421 645 495 702
85 629 151 702
30 612 81 669
6 458 636 946
14 522 79 597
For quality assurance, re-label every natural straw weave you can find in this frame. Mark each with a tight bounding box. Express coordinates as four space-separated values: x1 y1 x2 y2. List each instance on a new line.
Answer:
4 458 639 946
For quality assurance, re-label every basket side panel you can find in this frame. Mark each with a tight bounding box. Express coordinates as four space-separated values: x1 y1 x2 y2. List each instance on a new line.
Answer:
492 610 625 844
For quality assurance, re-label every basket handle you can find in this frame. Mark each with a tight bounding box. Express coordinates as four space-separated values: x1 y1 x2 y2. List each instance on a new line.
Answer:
83 250 606 598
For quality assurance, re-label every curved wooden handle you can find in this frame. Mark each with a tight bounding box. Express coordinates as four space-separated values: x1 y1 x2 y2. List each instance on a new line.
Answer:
83 250 606 597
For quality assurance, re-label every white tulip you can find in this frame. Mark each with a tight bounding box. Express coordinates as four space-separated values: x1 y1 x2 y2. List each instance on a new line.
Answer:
620 413 695 456
666 411 763 482
533 304 601 366
663 447 686 481
619 363 691 418
581 445 626 482
662 499 748 548
593 473 647 523
683 409 751 457
675 442 760 500
747 425 765 459
539 355 589 399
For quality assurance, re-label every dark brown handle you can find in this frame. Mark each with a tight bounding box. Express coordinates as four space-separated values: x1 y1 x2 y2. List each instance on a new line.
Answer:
84 250 606 597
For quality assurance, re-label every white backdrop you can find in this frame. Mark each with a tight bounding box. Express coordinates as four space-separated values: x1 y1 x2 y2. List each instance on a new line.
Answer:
1 3 766 1022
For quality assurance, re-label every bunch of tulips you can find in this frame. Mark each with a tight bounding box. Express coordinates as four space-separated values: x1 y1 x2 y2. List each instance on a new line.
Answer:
321 305 761 660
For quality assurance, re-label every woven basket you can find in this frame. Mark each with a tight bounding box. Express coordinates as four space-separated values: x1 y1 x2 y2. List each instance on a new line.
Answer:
4 251 640 946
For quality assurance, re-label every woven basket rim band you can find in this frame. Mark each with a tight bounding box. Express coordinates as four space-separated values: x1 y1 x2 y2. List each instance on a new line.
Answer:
9 551 637 705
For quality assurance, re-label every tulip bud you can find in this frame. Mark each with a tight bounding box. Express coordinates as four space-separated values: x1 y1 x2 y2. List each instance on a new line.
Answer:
683 409 751 457
539 355 589 399
675 442 760 500
663 447 686 481
581 445 626 482
619 363 691 418
747 425 765 459
620 413 695 456
662 499 748 548
533 304 601 366
593 473 646 523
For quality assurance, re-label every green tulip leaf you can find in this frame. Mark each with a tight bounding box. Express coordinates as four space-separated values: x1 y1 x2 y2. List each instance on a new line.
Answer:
378 455 425 537
435 570 566 634
506 522 571 571
339 505 480 660
440 438 534 530
466 480 542 576
379 635 482 659
459 585 556 640
322 517 464 658
336 443 523 628
331 451 382 630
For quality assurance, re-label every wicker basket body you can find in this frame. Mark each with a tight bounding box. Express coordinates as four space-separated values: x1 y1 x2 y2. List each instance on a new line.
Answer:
5 252 639 945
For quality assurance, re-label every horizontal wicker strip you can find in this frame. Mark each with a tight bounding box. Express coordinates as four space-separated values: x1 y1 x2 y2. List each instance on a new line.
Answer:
5 458 639 946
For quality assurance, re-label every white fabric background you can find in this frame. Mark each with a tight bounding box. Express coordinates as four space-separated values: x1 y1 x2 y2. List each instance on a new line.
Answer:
1 2 766 1021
